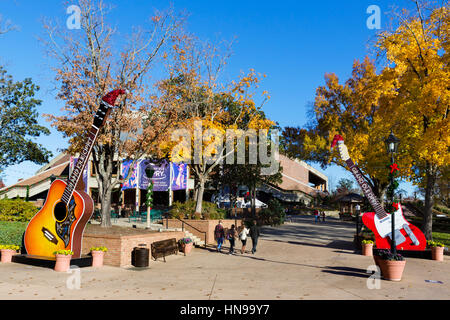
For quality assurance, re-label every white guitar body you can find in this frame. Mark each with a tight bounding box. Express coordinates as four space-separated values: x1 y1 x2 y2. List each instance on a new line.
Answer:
335 139 424 249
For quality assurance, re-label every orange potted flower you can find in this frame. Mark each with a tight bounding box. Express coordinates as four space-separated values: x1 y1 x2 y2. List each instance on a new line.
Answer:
361 240 374 256
179 237 193 255
90 246 108 267
0 245 20 263
53 249 73 272
377 250 406 281
428 241 445 261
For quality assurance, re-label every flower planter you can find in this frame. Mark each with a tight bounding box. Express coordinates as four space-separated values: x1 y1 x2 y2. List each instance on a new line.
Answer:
91 250 105 267
362 243 373 256
54 254 72 272
0 249 16 263
180 242 193 255
431 247 444 261
373 255 382 268
378 260 406 281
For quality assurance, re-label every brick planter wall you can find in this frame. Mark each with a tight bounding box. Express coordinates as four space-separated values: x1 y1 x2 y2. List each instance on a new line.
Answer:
166 219 243 245
81 230 184 267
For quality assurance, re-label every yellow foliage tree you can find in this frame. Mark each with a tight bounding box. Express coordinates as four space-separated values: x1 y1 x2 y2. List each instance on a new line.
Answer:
374 1 449 238
159 36 274 214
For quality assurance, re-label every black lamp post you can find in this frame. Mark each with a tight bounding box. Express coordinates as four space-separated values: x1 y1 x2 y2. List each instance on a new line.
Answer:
355 204 361 236
385 130 400 254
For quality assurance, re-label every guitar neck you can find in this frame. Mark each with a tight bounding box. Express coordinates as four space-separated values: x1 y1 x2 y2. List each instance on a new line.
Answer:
61 126 99 204
344 158 388 219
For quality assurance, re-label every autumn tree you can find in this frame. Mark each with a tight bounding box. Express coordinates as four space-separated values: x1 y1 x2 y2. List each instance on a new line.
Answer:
43 0 185 227
374 0 449 238
160 36 277 215
282 57 392 204
283 1 449 239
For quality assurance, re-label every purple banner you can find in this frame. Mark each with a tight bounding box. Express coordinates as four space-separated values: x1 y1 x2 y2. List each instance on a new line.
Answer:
70 157 88 192
171 163 187 190
121 160 137 190
139 160 170 191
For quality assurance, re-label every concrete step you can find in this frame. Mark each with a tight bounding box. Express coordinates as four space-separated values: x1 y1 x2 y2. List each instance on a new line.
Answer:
184 230 205 246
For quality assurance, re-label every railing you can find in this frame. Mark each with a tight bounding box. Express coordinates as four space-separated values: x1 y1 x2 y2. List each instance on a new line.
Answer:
164 214 207 248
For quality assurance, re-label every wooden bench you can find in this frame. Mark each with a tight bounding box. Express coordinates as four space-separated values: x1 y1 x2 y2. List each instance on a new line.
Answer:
151 238 178 262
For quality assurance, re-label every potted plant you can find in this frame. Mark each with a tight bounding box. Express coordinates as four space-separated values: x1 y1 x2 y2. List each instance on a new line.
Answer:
427 241 445 261
179 237 193 255
361 240 374 256
377 250 406 281
90 246 108 267
53 249 73 272
0 245 20 263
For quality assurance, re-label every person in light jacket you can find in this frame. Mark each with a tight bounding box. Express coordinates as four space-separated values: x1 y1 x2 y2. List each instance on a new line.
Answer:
239 224 250 254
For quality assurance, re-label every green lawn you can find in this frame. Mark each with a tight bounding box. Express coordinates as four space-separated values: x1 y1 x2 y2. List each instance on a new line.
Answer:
0 221 27 246
432 232 450 247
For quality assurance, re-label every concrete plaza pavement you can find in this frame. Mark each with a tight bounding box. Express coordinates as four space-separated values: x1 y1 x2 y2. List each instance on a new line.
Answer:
0 215 448 300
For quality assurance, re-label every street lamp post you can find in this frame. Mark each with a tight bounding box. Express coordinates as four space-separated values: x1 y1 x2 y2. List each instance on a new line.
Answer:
355 204 361 236
385 130 400 254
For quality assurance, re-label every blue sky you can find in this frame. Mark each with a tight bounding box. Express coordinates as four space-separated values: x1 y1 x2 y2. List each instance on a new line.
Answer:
0 0 419 196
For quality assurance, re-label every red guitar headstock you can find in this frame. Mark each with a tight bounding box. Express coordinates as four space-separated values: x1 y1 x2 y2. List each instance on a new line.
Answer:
93 89 127 129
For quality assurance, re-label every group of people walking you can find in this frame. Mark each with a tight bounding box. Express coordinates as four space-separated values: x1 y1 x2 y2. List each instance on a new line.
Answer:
314 209 326 223
214 220 260 255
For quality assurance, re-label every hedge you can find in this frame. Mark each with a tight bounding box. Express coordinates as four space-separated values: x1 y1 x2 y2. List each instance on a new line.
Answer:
0 199 38 222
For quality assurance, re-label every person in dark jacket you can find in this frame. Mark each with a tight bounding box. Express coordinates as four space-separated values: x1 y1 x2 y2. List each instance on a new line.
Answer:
227 224 237 255
214 220 225 252
249 220 260 254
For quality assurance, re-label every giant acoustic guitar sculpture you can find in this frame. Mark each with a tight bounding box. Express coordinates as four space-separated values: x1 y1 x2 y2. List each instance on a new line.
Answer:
24 89 126 258
331 134 426 251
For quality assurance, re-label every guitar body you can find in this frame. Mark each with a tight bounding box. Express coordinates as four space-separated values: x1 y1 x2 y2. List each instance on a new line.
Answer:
362 209 426 251
24 179 94 258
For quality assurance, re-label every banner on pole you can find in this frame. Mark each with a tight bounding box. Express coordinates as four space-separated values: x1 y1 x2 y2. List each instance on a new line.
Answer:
139 160 170 191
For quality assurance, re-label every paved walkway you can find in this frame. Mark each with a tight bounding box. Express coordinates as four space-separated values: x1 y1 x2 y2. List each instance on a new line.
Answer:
0 215 448 300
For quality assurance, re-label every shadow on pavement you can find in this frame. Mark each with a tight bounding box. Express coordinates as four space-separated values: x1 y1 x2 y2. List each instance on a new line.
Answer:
321 266 371 279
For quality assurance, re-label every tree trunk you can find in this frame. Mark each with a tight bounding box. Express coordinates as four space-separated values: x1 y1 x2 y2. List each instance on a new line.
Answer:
422 163 437 240
194 177 205 214
100 187 112 227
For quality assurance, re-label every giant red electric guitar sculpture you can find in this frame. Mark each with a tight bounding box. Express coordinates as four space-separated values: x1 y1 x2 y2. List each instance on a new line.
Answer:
24 89 126 258
331 135 426 251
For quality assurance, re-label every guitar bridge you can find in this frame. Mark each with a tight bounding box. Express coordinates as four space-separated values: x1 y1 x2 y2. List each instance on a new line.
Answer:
42 227 58 245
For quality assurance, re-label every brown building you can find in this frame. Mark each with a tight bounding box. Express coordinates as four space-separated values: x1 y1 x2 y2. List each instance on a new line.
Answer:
1 153 328 208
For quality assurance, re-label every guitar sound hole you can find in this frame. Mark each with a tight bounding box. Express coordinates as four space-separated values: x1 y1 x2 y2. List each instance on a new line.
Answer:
54 202 67 222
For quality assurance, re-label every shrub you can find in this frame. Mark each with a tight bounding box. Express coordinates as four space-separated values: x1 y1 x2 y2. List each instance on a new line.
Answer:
179 237 193 245
169 200 226 220
53 249 73 255
0 244 20 251
0 199 38 222
427 240 445 247
90 246 108 252
259 199 285 226
377 249 405 261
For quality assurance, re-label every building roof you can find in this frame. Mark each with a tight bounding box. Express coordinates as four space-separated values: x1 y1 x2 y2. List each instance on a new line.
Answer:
1 161 68 190
335 193 365 203
276 154 328 196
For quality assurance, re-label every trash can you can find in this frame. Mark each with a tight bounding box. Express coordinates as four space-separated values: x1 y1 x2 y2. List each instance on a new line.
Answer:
132 245 149 267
